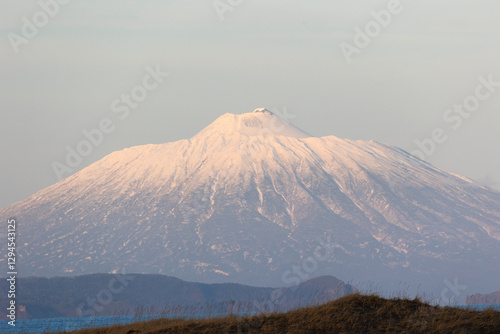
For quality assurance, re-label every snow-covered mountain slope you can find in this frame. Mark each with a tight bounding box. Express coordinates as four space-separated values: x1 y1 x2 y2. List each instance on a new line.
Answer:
1 108 500 295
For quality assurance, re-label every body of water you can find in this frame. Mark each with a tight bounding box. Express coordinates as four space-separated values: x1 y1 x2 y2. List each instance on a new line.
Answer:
1 315 162 334
460 305 500 311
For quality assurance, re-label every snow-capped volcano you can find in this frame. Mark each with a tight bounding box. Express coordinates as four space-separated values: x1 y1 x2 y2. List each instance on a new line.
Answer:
1 108 500 295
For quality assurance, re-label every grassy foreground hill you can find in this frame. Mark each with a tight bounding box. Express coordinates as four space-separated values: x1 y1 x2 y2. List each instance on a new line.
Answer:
64 293 500 334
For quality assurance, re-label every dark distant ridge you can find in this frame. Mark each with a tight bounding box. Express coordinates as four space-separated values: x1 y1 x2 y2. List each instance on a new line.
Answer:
467 291 500 306
0 274 355 319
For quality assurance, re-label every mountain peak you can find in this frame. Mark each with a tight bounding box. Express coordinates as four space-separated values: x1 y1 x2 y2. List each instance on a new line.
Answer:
193 108 311 139
252 107 273 114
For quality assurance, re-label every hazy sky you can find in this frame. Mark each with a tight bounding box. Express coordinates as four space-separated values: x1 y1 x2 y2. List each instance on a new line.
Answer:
1 0 500 209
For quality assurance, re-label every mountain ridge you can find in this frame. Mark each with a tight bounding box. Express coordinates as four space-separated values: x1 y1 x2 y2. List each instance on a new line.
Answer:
0 274 354 319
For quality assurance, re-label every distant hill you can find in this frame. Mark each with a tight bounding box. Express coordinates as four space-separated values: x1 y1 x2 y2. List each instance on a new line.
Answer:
0 274 355 319
66 293 500 334
467 291 500 306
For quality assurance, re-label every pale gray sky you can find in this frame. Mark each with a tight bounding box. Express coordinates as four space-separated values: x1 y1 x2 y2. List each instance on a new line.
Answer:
1 0 500 209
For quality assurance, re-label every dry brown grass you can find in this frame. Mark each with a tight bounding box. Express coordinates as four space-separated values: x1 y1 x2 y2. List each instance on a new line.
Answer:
56 293 500 334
